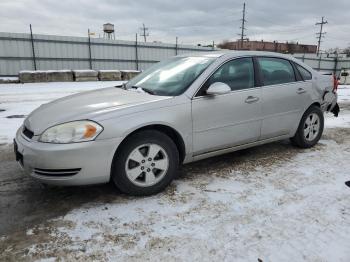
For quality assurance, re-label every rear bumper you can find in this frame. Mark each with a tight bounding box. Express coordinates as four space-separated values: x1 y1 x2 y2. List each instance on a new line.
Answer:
14 127 122 186
331 103 340 117
323 91 339 116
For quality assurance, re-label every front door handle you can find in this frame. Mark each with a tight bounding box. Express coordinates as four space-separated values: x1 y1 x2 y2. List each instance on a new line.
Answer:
245 96 259 104
297 88 306 94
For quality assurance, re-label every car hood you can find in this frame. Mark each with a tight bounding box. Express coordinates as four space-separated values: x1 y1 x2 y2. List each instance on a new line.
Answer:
24 87 170 134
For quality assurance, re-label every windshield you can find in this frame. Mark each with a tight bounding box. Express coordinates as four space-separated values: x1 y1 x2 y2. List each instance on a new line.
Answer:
125 56 215 96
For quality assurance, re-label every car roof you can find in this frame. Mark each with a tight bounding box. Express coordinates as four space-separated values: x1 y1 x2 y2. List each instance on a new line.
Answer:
180 50 295 60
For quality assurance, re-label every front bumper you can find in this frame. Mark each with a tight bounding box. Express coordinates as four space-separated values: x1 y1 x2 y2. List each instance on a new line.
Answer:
14 128 123 186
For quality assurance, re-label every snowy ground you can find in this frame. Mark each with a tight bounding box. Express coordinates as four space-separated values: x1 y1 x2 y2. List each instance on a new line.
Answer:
0 83 350 261
0 76 18 81
0 81 123 144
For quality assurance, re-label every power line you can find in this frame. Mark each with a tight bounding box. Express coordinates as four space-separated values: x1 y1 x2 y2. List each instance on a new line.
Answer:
140 23 149 42
237 2 248 49
315 16 328 56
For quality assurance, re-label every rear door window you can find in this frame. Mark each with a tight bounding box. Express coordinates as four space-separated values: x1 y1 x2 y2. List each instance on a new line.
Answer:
258 57 296 86
295 64 312 80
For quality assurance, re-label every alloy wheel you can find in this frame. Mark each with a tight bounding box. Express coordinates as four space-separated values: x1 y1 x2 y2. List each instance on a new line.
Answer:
125 143 169 187
304 113 320 141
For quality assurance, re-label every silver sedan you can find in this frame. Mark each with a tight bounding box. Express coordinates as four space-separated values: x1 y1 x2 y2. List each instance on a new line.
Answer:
14 51 339 195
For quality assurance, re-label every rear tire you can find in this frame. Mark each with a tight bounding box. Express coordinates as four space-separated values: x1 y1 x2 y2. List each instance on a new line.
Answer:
111 130 179 196
290 105 324 148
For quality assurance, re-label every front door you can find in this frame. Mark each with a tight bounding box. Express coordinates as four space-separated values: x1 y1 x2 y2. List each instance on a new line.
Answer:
192 57 262 155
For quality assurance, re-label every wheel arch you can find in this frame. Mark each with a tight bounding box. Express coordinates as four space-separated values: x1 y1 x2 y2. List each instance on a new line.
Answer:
113 124 187 166
291 101 322 138
291 100 324 148
310 101 321 108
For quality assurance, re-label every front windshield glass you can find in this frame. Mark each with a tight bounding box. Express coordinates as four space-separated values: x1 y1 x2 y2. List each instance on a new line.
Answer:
125 56 215 96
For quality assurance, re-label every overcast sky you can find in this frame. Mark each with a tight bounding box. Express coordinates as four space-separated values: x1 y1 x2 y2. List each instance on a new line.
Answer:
1 0 349 50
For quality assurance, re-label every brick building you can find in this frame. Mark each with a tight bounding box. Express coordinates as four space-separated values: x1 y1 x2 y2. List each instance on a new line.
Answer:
218 40 317 54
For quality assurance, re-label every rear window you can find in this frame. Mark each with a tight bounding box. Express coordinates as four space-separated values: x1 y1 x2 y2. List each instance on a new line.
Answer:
295 64 312 80
257 57 296 86
341 72 349 77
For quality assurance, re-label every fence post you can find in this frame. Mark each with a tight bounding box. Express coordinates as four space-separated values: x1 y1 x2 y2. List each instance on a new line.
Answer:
318 53 322 71
29 24 37 70
333 53 338 76
175 37 178 55
302 53 305 62
135 33 139 70
87 29 93 69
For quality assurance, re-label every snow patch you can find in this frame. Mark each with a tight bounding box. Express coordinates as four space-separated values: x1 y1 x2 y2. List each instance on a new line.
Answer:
0 81 124 144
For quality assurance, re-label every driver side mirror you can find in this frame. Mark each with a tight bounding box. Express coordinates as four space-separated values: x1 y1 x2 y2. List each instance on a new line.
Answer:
206 82 231 95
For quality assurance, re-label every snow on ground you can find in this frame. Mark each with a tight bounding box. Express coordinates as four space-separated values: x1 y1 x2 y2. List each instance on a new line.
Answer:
325 111 350 128
0 81 123 144
338 85 350 101
0 76 19 81
1 127 350 261
325 85 350 128
53 140 350 262
0 84 350 261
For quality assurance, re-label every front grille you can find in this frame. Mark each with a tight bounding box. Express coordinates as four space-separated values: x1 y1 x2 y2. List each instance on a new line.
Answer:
23 126 34 139
33 168 81 176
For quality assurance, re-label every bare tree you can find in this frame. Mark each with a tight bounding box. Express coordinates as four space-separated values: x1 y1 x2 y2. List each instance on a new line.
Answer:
343 46 350 57
217 40 231 49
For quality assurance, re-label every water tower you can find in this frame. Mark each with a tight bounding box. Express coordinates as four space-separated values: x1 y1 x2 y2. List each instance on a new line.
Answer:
103 23 115 40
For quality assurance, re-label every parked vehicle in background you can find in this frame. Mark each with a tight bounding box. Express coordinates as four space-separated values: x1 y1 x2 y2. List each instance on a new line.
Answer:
339 69 350 85
14 51 339 196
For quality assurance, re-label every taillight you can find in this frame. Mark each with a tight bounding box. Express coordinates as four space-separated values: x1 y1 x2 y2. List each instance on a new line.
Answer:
333 74 339 92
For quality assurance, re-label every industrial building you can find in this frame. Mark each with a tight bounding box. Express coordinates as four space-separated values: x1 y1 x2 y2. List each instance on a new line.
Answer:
218 40 317 54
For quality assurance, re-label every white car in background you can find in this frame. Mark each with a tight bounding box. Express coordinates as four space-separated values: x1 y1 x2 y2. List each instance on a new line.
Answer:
339 69 350 85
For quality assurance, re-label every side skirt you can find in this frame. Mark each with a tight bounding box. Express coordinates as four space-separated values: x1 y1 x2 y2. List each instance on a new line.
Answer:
186 134 290 163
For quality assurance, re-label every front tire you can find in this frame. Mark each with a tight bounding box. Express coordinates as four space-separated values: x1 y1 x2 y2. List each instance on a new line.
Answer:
291 105 324 148
111 130 179 196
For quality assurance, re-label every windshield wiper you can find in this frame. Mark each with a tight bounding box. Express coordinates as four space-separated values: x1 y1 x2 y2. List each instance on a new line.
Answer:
115 83 127 90
131 86 155 95
141 88 155 95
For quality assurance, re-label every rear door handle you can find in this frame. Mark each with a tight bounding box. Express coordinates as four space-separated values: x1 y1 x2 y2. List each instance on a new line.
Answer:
297 88 306 94
245 96 259 104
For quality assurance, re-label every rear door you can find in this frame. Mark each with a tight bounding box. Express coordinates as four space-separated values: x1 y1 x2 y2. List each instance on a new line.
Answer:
258 57 309 140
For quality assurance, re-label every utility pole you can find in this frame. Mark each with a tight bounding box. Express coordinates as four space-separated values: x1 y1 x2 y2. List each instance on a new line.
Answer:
140 23 149 42
237 2 248 49
316 16 328 56
175 36 178 55
135 33 139 70
29 24 37 70
87 29 92 69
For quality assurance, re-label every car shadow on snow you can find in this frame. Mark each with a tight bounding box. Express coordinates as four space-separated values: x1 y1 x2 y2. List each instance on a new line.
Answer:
178 140 307 181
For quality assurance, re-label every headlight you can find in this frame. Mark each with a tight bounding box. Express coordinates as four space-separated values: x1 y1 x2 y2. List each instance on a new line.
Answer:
39 120 103 143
